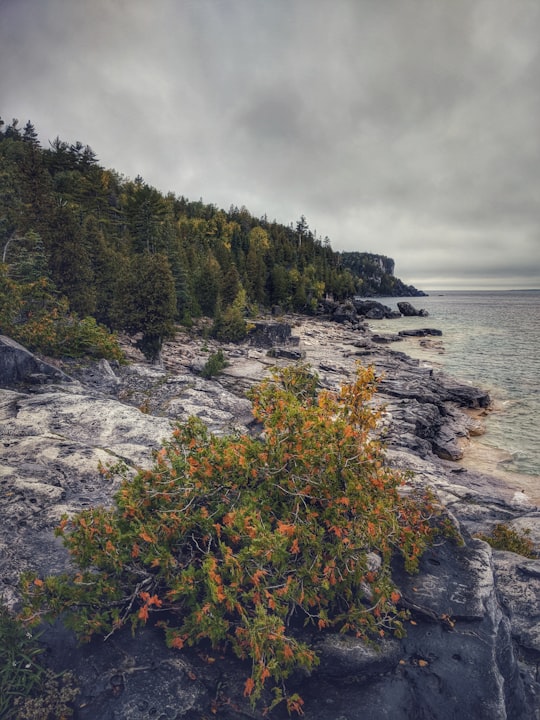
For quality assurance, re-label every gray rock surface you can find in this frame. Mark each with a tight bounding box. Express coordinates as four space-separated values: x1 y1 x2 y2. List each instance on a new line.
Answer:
0 334 72 386
1 317 539 719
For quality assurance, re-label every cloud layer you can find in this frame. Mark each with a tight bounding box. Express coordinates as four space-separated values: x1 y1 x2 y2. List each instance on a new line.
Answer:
2 0 539 289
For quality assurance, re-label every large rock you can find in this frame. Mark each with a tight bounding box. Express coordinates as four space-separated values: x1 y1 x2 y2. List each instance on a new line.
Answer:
0 335 72 387
397 301 429 317
352 299 400 319
247 321 295 348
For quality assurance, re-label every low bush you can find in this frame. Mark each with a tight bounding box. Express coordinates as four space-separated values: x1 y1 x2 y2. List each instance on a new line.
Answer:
200 349 228 378
477 523 535 557
21 363 450 713
0 268 124 361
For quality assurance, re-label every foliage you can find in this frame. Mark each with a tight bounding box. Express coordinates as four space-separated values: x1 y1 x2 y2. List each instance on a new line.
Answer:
0 266 124 361
200 349 228 378
0 604 78 719
20 364 447 712
1 116 421 352
112 253 177 363
211 288 249 342
476 523 535 558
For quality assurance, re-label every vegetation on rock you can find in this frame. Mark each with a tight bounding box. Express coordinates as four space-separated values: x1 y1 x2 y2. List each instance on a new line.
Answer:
21 363 451 712
0 265 123 361
200 349 229 378
477 523 535 558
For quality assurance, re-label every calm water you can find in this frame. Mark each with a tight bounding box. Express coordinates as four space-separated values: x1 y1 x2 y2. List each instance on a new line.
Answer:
370 291 540 488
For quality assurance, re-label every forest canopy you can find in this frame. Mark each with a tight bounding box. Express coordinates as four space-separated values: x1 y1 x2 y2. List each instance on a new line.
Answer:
0 117 418 360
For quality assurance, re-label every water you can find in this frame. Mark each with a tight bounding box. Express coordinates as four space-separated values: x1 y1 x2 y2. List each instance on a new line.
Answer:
369 290 540 493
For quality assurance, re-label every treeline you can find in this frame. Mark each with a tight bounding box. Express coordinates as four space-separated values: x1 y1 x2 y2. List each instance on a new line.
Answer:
0 117 413 360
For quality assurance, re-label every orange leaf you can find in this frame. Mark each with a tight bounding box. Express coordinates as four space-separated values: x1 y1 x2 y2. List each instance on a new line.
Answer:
277 521 295 537
33 578 44 587
282 643 294 660
170 635 185 649
139 530 154 543
138 605 149 622
243 677 255 697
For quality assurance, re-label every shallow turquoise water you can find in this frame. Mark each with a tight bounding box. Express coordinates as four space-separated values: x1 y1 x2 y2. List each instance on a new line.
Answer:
370 290 540 482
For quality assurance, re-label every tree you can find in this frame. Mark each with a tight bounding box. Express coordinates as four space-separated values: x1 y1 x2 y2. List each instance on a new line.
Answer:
47 204 96 317
245 227 269 305
22 364 452 713
211 287 249 342
113 253 177 363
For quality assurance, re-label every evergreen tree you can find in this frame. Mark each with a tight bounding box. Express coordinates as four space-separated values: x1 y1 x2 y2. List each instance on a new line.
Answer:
113 253 177 363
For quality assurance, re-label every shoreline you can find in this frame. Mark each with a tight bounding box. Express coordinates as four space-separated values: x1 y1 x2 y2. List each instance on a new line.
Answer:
368 323 540 503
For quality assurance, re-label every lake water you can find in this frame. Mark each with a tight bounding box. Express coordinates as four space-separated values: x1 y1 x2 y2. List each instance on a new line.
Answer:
369 290 540 496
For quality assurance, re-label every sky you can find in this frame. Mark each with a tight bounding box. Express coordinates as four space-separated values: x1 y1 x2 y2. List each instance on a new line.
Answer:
1 0 539 291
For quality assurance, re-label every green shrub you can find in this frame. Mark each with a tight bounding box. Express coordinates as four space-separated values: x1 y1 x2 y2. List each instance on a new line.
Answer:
477 523 535 557
0 268 123 361
211 288 249 342
200 349 228 378
21 363 448 713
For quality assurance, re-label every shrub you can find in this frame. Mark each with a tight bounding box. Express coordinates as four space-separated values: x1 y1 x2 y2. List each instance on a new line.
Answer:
200 349 228 378
211 288 249 342
0 268 123 361
477 523 535 558
21 363 448 713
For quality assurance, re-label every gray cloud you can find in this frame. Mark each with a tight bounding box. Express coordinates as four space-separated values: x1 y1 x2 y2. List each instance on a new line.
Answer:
1 0 539 289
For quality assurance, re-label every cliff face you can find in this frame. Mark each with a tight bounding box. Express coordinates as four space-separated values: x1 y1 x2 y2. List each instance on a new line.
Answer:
1 324 539 719
340 251 426 297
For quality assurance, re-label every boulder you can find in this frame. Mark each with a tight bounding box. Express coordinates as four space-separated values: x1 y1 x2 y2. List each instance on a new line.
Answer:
397 301 429 317
352 299 399 319
0 335 72 387
399 328 442 337
247 321 294 348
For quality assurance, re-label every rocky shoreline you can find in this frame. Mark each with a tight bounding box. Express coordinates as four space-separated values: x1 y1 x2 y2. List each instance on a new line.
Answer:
1 314 539 719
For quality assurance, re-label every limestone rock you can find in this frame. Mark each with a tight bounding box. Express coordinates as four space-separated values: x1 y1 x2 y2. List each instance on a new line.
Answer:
0 335 72 387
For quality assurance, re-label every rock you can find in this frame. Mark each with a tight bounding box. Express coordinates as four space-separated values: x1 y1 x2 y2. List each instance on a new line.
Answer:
397 301 429 317
0 335 73 387
351 299 399 319
492 552 540 656
247 321 294 348
371 333 403 344
315 634 402 678
399 328 442 337
267 346 306 359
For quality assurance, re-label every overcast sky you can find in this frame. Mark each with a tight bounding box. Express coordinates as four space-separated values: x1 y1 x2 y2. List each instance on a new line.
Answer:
1 0 539 290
